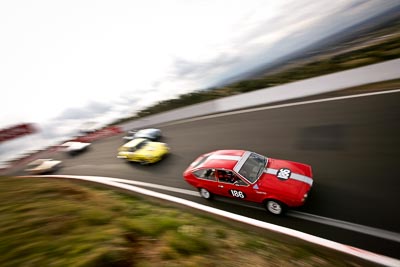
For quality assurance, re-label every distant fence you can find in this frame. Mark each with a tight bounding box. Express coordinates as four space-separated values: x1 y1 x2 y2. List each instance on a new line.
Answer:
120 58 400 130
0 126 123 175
0 123 36 144
72 126 123 143
3 59 399 175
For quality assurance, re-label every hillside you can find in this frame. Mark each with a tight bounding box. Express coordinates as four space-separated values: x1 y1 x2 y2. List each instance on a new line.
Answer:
114 6 400 124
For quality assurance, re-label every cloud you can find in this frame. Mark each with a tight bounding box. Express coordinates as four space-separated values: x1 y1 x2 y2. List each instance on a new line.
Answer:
2 0 400 164
160 2 355 89
56 101 113 120
171 54 240 80
191 1 400 84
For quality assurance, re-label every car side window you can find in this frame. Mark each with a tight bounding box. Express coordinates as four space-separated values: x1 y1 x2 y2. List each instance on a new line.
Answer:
193 169 216 181
216 170 248 186
233 176 247 186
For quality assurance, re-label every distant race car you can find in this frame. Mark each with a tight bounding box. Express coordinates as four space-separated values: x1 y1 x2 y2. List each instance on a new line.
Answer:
123 128 162 141
183 150 313 215
25 159 62 175
122 130 138 142
117 138 169 165
60 141 91 154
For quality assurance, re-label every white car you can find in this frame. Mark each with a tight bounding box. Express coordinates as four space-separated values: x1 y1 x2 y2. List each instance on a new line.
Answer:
60 141 91 154
122 130 138 142
123 128 162 142
25 159 62 175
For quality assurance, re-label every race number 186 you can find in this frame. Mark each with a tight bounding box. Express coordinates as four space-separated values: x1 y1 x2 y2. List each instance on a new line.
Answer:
229 190 245 198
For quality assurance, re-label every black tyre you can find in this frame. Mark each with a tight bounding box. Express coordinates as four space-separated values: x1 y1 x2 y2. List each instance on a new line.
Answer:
199 188 213 200
139 160 150 165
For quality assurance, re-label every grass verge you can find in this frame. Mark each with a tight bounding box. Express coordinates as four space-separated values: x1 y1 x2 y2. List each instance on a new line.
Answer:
0 177 365 266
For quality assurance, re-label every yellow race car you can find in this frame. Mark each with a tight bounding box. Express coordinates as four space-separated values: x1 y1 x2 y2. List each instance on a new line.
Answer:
117 138 169 165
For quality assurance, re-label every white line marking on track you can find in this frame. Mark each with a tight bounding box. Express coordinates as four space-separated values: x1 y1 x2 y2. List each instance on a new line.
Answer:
105 177 400 243
162 88 400 126
288 211 400 243
107 178 200 197
25 174 400 246
23 174 400 266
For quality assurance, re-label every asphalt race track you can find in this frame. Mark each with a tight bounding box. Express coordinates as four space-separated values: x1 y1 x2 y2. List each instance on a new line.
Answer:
11 89 400 259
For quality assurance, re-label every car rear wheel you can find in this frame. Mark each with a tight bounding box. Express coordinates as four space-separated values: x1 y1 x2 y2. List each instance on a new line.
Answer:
264 200 285 215
139 160 149 165
199 188 213 200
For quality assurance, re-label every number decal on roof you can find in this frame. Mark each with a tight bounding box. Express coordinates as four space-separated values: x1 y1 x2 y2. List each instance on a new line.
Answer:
277 168 291 180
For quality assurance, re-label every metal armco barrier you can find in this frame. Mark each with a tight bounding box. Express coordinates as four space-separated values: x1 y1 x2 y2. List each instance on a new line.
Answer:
72 126 123 143
120 58 400 131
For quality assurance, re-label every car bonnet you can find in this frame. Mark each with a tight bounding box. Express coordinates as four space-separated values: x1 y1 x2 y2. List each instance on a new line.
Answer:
258 158 313 191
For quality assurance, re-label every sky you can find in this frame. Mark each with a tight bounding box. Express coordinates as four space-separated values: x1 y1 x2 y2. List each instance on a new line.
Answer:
1 0 399 163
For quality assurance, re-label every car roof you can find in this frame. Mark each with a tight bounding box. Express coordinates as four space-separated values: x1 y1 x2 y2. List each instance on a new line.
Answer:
27 159 52 166
199 150 247 170
122 138 149 148
136 128 159 134
61 141 87 146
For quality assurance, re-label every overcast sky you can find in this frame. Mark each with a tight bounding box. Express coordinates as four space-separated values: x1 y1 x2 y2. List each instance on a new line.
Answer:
1 0 399 163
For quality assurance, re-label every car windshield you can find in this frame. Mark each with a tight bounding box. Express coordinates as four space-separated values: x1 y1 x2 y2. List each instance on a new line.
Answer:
238 153 266 183
191 155 210 168
136 140 148 150
129 140 149 152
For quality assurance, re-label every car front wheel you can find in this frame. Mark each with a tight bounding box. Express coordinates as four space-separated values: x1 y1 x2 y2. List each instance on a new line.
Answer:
265 200 285 215
199 188 213 200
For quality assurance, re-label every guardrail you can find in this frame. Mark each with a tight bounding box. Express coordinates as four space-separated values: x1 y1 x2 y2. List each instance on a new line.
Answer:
71 126 123 143
3 59 399 174
0 126 124 175
120 58 400 130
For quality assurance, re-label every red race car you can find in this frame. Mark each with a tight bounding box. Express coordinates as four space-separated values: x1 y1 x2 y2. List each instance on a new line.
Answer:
183 150 313 215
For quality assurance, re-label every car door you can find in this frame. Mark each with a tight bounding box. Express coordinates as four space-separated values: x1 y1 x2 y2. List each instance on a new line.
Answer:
191 168 220 195
215 169 259 202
